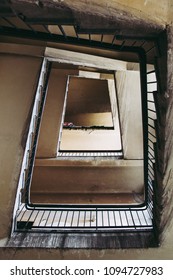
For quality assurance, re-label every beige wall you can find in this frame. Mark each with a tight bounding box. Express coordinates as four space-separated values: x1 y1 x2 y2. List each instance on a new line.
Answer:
60 129 121 151
30 159 144 204
0 53 42 240
36 68 79 158
65 77 112 116
108 0 168 24
115 70 143 159
64 112 113 127
45 47 127 70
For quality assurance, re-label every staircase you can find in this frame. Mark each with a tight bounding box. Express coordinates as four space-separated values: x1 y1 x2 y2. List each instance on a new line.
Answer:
6 22 160 242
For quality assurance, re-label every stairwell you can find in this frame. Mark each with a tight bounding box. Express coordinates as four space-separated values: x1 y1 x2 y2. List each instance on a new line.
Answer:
0 17 160 247
29 49 145 206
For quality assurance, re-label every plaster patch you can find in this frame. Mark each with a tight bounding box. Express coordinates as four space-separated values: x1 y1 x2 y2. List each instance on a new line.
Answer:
0 238 8 247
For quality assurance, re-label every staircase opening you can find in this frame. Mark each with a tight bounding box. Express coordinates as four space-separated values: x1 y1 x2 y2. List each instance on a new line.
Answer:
26 50 145 207
58 75 122 155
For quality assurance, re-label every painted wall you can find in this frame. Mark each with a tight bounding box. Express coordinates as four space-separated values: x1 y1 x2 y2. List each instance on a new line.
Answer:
64 112 113 127
60 129 121 151
0 52 42 241
116 70 143 159
36 67 79 158
30 158 144 205
65 77 112 116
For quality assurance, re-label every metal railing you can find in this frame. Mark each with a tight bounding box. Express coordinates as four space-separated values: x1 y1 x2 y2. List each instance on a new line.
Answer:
12 58 51 232
57 151 123 158
146 66 158 233
16 206 152 233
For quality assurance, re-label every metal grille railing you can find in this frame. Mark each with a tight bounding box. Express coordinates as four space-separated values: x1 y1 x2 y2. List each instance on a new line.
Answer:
0 16 157 60
12 58 51 232
57 151 123 158
145 66 158 229
16 206 152 232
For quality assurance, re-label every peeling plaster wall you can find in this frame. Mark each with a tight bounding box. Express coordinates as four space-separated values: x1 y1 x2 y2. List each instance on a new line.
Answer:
1 246 173 260
64 0 169 25
105 0 169 24
10 0 168 26
159 25 173 246
168 0 173 24
3 0 165 42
